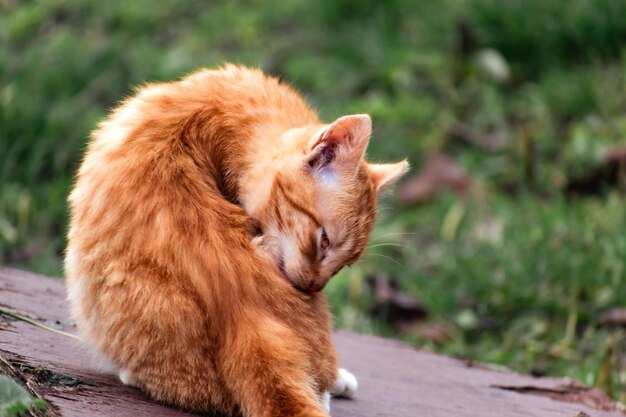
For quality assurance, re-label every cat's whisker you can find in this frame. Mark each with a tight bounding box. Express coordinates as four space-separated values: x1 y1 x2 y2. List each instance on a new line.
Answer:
367 242 411 250
370 232 416 242
364 208 382 218
365 252 404 268
375 206 392 212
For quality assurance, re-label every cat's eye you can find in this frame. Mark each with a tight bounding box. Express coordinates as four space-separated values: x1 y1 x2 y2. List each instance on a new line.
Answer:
320 228 331 251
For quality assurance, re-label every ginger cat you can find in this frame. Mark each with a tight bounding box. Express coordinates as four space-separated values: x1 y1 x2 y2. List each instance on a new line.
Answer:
65 65 408 416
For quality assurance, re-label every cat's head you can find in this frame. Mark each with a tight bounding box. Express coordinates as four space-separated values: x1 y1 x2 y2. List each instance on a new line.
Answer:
251 114 408 293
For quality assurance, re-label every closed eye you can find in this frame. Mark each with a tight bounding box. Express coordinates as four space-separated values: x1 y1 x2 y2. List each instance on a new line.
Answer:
320 228 331 258
321 228 330 249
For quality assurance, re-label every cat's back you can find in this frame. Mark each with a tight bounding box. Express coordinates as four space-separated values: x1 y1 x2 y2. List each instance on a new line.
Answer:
124 65 318 132
74 65 317 195
181 64 319 128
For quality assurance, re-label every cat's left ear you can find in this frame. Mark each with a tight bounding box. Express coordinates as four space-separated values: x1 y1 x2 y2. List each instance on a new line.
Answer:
308 114 371 171
369 160 410 194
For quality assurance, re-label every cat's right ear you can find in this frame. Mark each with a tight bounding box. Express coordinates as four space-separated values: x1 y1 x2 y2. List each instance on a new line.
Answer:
369 160 410 194
307 114 371 171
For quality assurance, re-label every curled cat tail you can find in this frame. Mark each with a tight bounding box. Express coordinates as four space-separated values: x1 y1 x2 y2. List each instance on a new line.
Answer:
221 312 331 417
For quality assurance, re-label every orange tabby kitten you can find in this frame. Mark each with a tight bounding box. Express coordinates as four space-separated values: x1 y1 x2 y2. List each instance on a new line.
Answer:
65 65 408 416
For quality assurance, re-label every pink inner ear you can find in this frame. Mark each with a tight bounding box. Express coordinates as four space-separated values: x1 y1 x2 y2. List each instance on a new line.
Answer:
323 114 371 148
323 120 355 146
308 114 371 151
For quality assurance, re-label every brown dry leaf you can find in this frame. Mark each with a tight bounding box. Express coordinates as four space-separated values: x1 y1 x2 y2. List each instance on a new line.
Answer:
366 274 428 331
416 322 457 344
450 123 510 151
601 308 626 327
566 146 626 197
5 238 48 263
398 154 473 205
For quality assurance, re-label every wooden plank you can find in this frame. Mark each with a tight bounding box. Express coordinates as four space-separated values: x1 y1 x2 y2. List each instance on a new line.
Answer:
0 268 622 417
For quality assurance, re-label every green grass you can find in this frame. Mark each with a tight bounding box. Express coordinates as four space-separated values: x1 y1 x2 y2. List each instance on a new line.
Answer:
0 375 46 417
2 0 626 401
328 193 626 399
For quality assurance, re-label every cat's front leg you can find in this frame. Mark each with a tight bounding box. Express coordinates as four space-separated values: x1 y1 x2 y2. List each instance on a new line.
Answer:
322 391 331 413
330 368 357 399
118 368 134 386
322 369 357 414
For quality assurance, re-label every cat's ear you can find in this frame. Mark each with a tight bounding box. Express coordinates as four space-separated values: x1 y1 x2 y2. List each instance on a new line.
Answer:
307 114 371 171
369 160 409 194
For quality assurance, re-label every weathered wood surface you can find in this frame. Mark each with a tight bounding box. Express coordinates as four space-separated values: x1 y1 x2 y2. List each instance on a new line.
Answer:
0 267 622 417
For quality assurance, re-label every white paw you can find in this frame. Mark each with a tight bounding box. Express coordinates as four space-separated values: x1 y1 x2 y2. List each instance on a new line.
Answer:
119 369 133 386
322 391 331 413
331 368 357 399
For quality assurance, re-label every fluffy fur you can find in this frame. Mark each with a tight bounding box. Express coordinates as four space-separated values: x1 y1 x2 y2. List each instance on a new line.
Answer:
65 65 408 416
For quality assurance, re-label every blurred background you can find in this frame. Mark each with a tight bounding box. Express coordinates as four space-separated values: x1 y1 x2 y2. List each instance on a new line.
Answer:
1 0 626 401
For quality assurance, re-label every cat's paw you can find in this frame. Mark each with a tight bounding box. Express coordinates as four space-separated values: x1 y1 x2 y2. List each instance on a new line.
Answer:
331 368 357 399
118 369 134 386
322 391 331 413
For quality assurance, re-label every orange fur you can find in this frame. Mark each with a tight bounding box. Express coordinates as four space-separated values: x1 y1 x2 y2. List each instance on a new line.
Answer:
65 65 408 416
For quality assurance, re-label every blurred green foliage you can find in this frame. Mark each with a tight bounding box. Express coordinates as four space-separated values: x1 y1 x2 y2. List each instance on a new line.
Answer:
0 375 46 417
2 0 626 401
